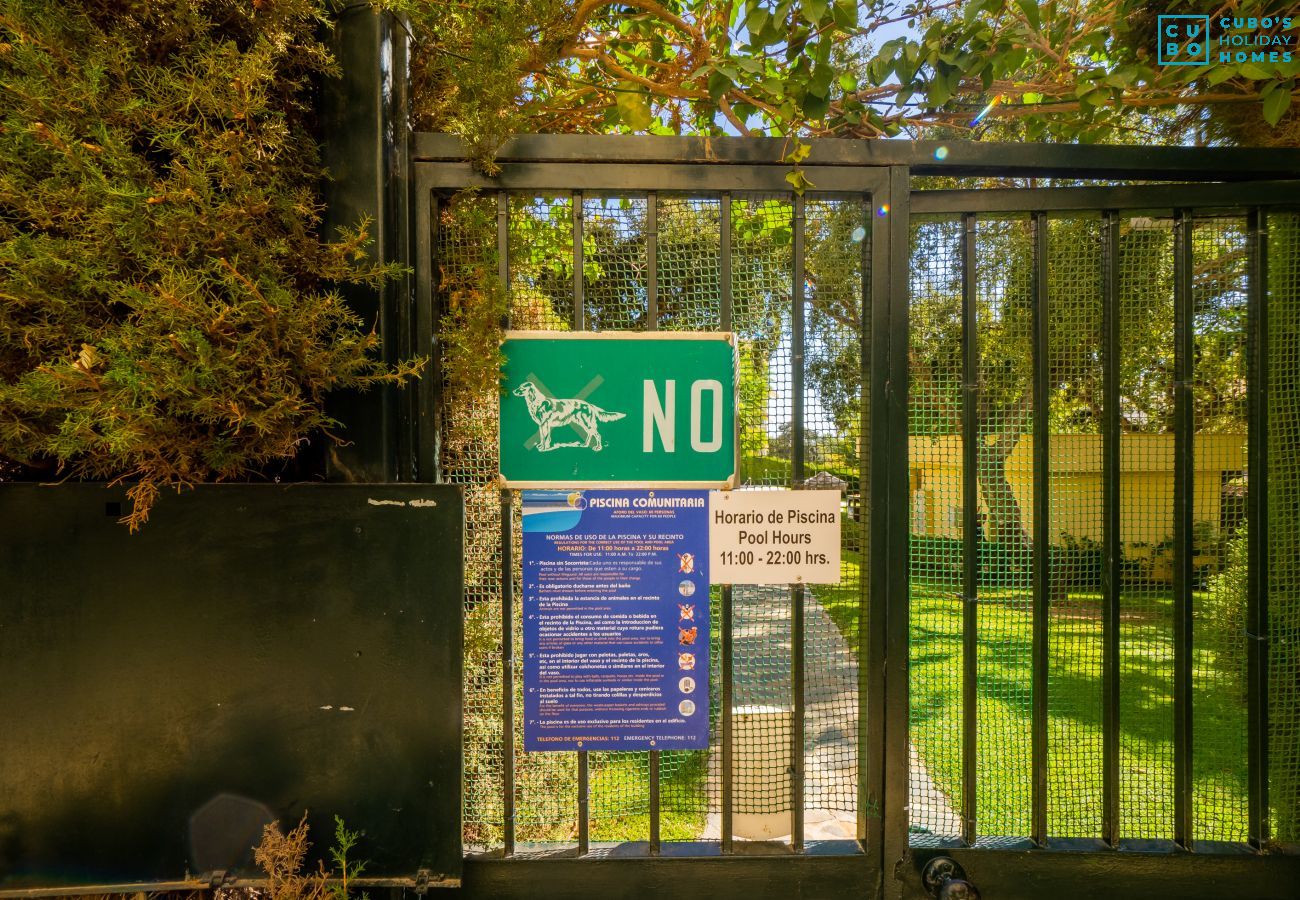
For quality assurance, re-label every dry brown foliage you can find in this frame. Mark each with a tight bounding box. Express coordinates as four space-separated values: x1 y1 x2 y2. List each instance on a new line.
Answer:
252 813 328 900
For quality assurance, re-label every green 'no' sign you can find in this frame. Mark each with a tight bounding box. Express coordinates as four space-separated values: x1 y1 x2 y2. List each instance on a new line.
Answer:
499 332 738 487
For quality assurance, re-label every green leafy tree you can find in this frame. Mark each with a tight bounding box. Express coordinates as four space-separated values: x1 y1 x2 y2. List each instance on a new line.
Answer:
396 0 1298 169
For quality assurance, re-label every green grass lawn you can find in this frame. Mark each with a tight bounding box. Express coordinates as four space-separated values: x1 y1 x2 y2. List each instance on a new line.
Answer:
587 750 710 841
489 546 1248 845
816 549 1250 840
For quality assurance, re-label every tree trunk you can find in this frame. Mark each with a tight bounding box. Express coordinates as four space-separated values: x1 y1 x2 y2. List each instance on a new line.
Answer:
977 426 1029 548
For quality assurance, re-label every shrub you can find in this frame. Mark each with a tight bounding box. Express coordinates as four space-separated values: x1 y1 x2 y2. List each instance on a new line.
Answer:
1202 522 1247 698
0 1 419 527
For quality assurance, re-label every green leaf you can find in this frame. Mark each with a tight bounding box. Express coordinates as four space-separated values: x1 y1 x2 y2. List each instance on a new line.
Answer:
802 90 831 119
927 77 952 108
757 15 786 48
1001 48 1028 76
1263 85 1292 125
1239 62 1271 80
831 1 858 28
1015 0 1039 30
799 0 828 23
810 62 835 95
615 90 654 131
708 70 733 102
1104 66 1138 89
1083 88 1110 108
1207 66 1237 86
839 72 859 92
783 140 812 164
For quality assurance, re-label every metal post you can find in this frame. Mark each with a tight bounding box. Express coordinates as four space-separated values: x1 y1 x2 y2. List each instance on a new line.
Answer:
1031 212 1050 848
319 8 408 483
501 489 516 855
721 583 735 853
646 190 661 854
1173 209 1195 850
497 191 517 857
649 750 661 855
881 165 913 899
1101 211 1122 848
1247 208 1270 849
578 753 590 855
498 190 510 290
791 195 807 851
574 192 585 330
647 192 659 331
856 194 873 845
864 174 893 869
720 191 734 854
415 187 439 482
960 212 979 846
721 192 733 332
573 188 589 855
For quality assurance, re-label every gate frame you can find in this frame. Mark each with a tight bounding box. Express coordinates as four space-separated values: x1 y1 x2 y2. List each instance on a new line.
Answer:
404 132 1300 900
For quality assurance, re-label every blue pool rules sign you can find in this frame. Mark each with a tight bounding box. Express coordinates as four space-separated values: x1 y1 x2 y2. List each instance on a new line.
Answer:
522 489 710 751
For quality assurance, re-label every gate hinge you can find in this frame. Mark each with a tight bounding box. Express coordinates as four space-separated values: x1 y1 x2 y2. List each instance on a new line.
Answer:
206 869 233 889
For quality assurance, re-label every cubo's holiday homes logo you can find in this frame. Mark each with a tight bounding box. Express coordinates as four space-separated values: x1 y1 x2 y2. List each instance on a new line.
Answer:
1158 15 1210 64
1158 14 1295 66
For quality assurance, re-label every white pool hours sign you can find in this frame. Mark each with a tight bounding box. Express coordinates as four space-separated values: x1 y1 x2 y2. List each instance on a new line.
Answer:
708 490 842 584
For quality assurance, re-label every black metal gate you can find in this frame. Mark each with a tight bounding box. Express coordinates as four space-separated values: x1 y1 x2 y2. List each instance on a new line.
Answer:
412 135 1300 899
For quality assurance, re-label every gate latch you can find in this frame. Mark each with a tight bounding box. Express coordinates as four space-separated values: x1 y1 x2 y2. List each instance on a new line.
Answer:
922 856 980 900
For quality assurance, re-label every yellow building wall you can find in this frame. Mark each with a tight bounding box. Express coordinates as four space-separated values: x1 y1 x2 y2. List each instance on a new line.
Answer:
908 433 1246 545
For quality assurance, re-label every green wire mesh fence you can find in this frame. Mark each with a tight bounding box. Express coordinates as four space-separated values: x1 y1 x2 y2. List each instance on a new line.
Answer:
434 185 1298 852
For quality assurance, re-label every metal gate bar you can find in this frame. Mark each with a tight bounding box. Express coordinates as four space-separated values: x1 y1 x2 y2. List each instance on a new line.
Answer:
646 190 662 856
1031 212 1051 847
791 193 808 851
498 190 518 858
1246 208 1269 849
911 181 1300 215
571 190 590 857
720 189 736 854
856 193 875 847
1101 210 1121 849
960 212 979 845
1173 210 1194 849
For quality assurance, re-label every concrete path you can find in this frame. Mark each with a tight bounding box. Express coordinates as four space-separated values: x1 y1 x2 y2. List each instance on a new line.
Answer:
700 585 959 841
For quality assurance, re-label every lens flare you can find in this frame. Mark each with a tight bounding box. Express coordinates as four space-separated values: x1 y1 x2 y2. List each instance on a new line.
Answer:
851 226 866 243
971 95 1003 126
876 204 890 217
934 145 949 160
